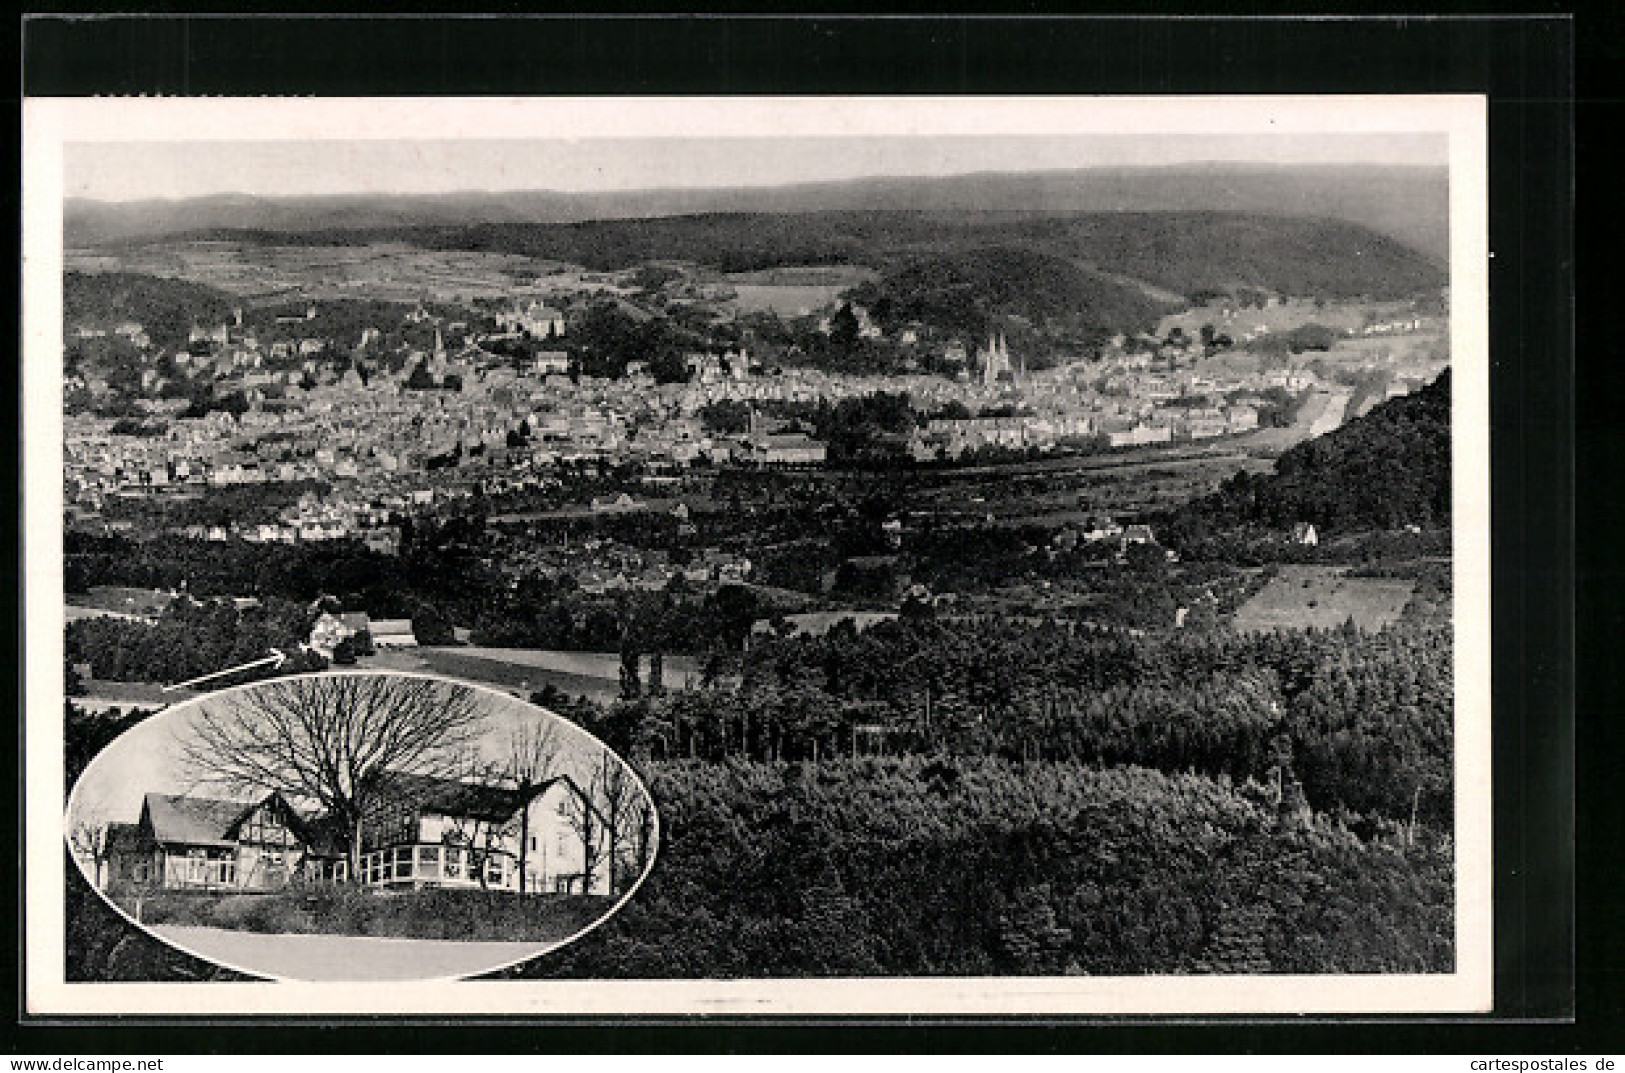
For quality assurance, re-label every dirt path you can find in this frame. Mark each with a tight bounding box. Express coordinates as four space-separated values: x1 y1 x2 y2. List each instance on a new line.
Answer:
151 924 560 981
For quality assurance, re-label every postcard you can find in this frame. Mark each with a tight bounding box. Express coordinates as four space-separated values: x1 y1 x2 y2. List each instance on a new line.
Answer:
24 94 1490 1015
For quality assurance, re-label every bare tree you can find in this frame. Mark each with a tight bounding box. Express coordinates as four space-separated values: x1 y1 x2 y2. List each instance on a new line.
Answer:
69 817 111 888
558 763 610 897
69 785 117 889
596 750 647 896
635 794 658 879
178 674 488 884
617 775 658 895
499 718 565 894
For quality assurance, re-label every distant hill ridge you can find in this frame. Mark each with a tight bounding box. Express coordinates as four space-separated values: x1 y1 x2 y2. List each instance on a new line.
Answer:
65 163 1448 261
96 209 1444 306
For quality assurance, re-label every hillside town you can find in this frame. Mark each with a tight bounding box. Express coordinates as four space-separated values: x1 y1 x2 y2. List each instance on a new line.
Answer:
64 281 1446 560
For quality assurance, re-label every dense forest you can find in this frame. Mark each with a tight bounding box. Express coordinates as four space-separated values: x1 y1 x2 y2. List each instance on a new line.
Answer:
1166 371 1451 540
497 756 1451 978
65 527 487 620
63 271 237 350
843 247 1175 344
566 614 1452 828
63 714 1451 981
61 598 1454 981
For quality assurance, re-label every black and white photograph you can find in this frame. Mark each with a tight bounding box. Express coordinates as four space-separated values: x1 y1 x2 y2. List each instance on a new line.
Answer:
24 94 1491 1015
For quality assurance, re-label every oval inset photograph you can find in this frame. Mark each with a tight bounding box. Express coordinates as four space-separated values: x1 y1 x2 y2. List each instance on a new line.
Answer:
66 672 658 982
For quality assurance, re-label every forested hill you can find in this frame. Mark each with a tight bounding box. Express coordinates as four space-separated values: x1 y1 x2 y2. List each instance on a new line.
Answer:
1172 370 1452 536
136 210 1445 303
63 272 237 349
842 247 1177 342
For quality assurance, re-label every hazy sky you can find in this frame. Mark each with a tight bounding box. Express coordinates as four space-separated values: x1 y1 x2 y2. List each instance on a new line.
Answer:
65 132 1448 202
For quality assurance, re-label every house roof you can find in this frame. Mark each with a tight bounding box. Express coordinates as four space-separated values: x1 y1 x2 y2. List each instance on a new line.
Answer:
369 618 414 636
138 790 337 853
140 792 255 848
368 771 524 824
367 770 611 829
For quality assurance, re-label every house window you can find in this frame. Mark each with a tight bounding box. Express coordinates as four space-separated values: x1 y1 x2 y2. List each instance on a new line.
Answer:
392 846 412 880
444 847 464 880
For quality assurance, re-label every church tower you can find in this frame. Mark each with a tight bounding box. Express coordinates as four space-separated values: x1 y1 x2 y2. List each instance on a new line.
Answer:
433 325 448 369
982 332 1012 387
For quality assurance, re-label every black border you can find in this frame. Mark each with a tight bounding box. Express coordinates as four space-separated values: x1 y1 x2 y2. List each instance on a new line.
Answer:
13 10 1586 1054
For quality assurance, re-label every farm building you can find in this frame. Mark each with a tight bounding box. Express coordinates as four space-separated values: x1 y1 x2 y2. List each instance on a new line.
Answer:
356 771 612 896
104 791 348 892
102 772 615 897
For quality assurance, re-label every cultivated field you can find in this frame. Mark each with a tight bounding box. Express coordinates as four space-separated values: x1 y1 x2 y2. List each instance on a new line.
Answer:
366 645 702 702
910 448 1273 527
726 284 849 317
1232 565 1415 632
723 265 876 286
720 265 876 317
66 241 562 304
66 585 174 618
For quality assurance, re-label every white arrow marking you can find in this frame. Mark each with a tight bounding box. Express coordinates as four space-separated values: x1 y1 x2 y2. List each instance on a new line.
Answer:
163 648 286 693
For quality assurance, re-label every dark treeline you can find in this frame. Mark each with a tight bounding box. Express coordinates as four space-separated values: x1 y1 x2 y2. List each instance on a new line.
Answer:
559 614 1452 828
569 301 695 383
65 595 328 685
1167 372 1450 540
65 528 487 621
504 757 1453 978
468 580 764 660
66 527 777 661
98 480 333 531
63 271 236 350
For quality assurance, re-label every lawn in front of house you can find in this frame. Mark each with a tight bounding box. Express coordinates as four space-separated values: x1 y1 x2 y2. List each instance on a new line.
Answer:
118 884 615 943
